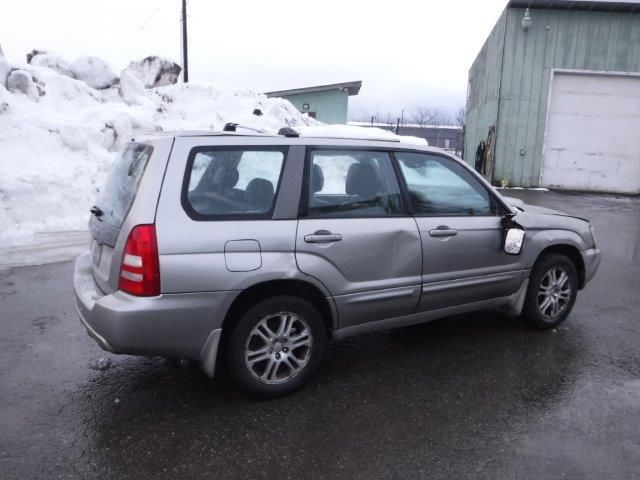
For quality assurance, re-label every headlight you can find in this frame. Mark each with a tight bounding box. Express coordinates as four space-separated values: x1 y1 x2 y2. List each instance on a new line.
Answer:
589 225 596 248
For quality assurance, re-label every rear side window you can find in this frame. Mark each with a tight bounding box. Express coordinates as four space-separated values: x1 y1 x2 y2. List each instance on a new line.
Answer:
96 143 153 228
183 147 286 219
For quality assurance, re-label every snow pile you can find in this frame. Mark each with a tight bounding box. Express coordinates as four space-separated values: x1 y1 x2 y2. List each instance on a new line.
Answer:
0 56 10 84
119 69 147 106
124 56 181 88
6 70 42 99
69 56 118 89
28 51 72 76
0 50 317 246
0 49 422 248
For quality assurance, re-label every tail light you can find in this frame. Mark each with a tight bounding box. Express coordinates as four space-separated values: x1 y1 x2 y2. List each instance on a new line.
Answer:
118 224 160 296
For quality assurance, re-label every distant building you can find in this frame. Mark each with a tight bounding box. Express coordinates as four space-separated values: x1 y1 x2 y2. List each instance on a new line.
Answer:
350 122 463 154
265 81 362 124
465 0 640 194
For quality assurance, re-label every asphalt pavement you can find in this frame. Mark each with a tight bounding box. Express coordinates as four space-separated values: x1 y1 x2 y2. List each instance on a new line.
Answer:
1 190 639 479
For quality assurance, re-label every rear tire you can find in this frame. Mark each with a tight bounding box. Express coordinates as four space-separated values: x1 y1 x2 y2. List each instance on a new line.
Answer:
522 253 578 329
226 295 326 398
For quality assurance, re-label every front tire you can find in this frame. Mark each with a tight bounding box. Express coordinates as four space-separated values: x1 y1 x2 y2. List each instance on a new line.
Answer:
522 253 579 329
226 295 326 398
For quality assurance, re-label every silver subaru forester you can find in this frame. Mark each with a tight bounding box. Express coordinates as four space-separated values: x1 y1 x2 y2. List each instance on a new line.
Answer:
74 128 600 397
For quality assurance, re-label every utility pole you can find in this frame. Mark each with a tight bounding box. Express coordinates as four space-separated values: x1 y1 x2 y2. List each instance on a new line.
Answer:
181 0 189 82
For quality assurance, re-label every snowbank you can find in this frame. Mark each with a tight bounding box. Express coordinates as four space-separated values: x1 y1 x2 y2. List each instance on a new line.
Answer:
0 52 317 246
69 56 118 89
0 55 10 85
28 51 72 76
124 56 181 88
0 51 423 249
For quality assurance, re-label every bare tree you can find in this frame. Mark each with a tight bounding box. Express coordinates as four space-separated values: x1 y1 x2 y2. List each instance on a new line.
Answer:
455 107 465 127
379 112 397 126
410 107 426 127
411 106 452 127
352 111 397 126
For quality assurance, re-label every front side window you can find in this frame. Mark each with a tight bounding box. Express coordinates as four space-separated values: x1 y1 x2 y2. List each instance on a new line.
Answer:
184 148 285 218
396 152 495 216
306 150 403 218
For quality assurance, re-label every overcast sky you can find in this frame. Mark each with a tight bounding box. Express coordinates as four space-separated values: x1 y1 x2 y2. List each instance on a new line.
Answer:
2 0 507 120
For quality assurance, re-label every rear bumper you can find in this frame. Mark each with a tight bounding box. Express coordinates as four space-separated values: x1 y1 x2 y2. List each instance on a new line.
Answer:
73 254 237 375
581 247 601 287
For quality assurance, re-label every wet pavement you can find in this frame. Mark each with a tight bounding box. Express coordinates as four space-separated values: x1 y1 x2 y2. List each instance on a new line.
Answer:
1 190 639 479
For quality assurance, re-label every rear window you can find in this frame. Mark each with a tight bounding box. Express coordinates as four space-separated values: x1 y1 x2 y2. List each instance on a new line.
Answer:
183 147 286 220
95 143 153 228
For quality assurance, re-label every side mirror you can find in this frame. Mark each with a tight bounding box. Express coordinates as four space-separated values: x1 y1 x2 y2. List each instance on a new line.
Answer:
504 228 525 255
502 213 525 255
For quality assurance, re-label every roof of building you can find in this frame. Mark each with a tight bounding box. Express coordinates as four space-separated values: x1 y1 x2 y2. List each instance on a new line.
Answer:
265 81 362 98
508 0 640 12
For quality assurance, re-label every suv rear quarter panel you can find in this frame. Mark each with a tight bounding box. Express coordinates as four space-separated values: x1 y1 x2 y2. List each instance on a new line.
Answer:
95 136 175 293
155 138 330 298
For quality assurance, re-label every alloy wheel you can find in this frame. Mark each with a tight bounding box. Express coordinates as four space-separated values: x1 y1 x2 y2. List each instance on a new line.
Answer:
537 267 572 319
244 312 313 384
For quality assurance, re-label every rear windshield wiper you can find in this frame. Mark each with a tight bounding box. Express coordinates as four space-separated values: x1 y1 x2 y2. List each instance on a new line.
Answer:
90 206 103 217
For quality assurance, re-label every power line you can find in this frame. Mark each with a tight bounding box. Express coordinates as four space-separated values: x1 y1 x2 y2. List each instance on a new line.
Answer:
138 7 160 32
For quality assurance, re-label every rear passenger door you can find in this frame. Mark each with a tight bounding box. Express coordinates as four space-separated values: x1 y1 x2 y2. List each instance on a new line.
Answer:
394 151 525 311
295 149 422 329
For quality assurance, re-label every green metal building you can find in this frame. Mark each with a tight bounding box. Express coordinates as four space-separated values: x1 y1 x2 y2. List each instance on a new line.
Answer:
265 81 362 125
464 0 640 194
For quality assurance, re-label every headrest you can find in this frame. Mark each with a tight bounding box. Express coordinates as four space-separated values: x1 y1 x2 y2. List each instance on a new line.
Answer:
245 178 274 211
345 162 382 198
310 164 324 193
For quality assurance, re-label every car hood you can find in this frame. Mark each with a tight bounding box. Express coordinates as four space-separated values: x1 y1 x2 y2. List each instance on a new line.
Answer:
502 196 587 221
500 196 593 250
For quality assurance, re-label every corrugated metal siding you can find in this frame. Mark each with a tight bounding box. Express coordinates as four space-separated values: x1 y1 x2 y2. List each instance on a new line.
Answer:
493 8 640 186
463 11 507 166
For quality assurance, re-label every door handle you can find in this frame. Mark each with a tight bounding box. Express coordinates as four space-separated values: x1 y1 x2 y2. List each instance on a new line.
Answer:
429 226 458 238
304 230 343 243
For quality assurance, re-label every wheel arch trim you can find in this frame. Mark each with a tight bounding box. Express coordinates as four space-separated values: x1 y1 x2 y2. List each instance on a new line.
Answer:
221 277 338 336
530 243 586 289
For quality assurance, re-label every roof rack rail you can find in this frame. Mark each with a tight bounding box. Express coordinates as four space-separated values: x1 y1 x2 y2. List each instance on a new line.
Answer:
278 127 300 138
222 123 270 134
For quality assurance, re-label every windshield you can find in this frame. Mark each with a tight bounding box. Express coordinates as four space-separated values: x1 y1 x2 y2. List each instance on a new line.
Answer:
95 143 153 228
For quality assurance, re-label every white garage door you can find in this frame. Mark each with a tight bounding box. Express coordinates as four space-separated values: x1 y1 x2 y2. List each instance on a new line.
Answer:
541 72 640 194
